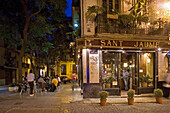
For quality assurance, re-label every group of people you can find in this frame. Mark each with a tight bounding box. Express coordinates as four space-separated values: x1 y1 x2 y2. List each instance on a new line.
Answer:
26 70 61 96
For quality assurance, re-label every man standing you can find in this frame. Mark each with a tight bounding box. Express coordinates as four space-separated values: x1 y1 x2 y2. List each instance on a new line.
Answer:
27 70 35 96
123 69 129 91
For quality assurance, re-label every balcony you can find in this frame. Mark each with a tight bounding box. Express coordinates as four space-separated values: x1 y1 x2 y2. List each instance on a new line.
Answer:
95 15 170 39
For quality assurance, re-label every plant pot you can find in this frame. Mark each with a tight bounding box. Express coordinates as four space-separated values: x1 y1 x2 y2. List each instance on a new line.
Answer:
142 82 147 87
105 83 110 88
100 99 107 106
156 97 162 104
9 87 14 92
128 98 134 105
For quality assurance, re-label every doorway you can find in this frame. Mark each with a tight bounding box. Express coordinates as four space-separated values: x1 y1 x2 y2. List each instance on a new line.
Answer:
120 53 137 96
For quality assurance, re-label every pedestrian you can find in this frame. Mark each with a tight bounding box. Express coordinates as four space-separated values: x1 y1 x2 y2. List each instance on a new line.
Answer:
56 75 61 87
123 69 129 91
71 73 77 91
27 70 35 96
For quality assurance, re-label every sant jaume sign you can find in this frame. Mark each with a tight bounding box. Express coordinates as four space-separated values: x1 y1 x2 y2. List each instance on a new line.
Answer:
77 38 170 49
100 40 158 48
84 39 159 48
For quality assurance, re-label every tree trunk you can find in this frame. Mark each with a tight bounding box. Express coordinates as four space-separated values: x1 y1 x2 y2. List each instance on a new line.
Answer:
18 56 23 83
18 0 30 83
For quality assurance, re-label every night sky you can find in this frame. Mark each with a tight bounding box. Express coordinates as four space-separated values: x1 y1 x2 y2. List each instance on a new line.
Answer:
65 0 72 17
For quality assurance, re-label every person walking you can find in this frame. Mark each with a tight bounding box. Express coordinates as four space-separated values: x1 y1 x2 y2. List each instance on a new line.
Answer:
71 73 77 91
27 70 35 96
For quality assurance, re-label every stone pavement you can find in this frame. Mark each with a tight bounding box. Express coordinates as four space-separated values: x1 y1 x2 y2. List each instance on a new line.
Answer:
0 84 169 113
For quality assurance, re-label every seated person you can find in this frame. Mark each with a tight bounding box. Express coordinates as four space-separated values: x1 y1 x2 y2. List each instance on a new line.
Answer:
51 76 58 92
38 76 46 91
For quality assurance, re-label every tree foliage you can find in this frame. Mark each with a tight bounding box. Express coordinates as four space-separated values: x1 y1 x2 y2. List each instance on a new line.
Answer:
0 0 70 81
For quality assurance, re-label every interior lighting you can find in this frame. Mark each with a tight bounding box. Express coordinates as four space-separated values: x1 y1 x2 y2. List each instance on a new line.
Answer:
139 69 143 73
163 2 170 10
147 59 151 63
144 53 148 57
122 50 126 53
123 63 128 67
132 64 135 67
158 48 161 51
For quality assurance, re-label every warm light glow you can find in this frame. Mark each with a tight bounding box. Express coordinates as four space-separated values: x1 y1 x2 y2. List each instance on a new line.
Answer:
28 59 30 64
78 54 80 58
158 48 161 51
147 59 150 63
123 63 128 67
156 11 159 14
147 22 150 25
163 2 170 10
139 69 143 73
144 53 148 57
132 64 135 67
122 50 126 53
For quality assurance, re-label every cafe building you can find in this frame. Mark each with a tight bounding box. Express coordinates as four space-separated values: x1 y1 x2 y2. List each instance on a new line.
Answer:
76 0 170 98
76 36 170 98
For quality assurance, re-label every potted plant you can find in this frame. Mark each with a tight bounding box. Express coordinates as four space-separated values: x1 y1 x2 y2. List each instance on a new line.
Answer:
154 88 163 104
8 83 16 92
127 89 135 105
139 75 151 87
99 91 109 106
104 76 114 88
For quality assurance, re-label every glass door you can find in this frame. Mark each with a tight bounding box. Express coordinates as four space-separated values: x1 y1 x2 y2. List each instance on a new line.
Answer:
120 53 137 92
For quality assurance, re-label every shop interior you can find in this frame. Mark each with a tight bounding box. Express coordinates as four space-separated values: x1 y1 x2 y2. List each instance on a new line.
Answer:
101 51 154 95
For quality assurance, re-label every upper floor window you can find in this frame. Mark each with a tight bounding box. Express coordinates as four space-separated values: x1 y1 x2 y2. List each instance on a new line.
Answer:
109 0 113 14
115 0 119 12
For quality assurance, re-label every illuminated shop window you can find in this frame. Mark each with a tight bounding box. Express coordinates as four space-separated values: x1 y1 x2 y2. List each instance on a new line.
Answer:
102 53 119 88
139 53 154 87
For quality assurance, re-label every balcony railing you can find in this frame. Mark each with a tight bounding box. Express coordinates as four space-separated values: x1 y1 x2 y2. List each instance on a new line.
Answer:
96 15 170 37
97 24 169 36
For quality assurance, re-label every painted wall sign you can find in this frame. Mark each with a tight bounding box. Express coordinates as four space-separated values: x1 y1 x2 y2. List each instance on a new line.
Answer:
89 50 99 83
100 40 158 48
77 38 170 49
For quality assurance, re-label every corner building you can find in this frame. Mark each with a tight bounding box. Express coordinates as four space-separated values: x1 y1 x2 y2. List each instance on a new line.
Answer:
76 0 170 98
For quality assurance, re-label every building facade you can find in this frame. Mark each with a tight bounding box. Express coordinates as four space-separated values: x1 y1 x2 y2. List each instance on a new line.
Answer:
76 0 170 97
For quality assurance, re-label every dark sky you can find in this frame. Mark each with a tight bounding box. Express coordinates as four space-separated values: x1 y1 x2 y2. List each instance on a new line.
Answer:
65 0 72 17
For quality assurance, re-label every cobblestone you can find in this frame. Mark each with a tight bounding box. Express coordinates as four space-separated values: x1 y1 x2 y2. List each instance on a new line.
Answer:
0 84 169 113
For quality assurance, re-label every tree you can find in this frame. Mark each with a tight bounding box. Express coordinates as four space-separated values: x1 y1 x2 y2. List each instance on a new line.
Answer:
128 0 148 32
0 0 67 82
